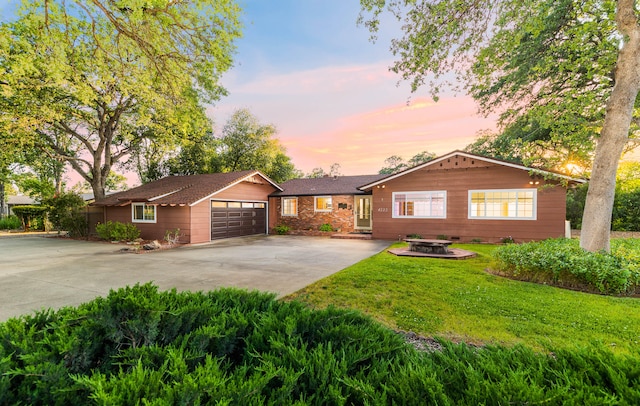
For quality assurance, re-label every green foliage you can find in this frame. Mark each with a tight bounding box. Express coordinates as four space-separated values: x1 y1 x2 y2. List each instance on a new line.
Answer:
566 183 588 229
1 284 639 404
568 167 640 231
0 215 21 230
613 179 640 231
319 223 333 232
379 151 436 174
217 109 299 183
140 108 301 184
11 172 58 201
96 221 141 242
407 233 423 239
492 238 640 295
436 234 448 240
0 0 242 199
42 192 87 237
11 205 47 231
464 117 594 176
289 244 640 352
273 224 291 235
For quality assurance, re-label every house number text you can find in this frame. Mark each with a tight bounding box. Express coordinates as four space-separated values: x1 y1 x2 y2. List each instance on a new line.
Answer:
377 208 389 212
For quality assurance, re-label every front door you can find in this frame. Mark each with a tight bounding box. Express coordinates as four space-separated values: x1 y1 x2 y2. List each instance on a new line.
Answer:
354 195 372 230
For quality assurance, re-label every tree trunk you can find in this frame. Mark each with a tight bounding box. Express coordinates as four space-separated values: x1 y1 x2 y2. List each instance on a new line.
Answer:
580 0 640 252
91 170 107 201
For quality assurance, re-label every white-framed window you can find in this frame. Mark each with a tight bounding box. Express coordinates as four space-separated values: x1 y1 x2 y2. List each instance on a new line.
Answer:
282 197 298 216
393 191 446 218
132 203 156 223
468 189 536 220
314 196 332 212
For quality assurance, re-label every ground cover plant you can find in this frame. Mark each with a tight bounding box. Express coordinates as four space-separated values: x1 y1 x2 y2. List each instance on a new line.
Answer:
1 284 639 404
288 243 640 352
0 215 21 230
492 238 640 295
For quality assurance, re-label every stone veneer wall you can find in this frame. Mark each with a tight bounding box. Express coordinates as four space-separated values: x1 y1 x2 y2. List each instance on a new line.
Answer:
273 195 356 233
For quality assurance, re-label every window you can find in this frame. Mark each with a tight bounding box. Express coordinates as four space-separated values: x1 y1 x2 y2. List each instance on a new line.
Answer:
132 203 156 223
468 189 536 220
393 191 446 218
314 196 332 212
282 197 298 216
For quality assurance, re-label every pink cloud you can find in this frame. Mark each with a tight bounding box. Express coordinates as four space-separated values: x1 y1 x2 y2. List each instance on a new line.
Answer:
211 61 498 175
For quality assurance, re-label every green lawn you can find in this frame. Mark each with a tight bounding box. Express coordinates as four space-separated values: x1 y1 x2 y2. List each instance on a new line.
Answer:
286 243 640 353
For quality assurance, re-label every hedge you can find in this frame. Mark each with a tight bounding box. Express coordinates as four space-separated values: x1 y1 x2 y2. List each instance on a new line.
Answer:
1 284 638 404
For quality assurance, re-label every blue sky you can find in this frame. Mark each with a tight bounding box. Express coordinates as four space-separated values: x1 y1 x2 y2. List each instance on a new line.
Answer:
0 0 498 176
215 1 497 174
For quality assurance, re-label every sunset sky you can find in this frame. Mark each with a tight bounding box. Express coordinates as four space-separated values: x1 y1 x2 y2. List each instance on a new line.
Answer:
0 0 499 178
210 0 498 175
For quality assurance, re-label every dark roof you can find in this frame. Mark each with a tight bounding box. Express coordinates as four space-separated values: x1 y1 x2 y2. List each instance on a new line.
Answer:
93 170 281 206
271 174 387 197
359 150 587 190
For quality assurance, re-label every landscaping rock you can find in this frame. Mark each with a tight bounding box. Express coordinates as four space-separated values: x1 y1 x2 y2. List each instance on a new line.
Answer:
143 240 162 250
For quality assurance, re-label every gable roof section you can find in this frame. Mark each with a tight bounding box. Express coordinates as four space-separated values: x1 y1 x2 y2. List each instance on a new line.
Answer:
359 150 587 190
93 170 282 207
271 174 387 197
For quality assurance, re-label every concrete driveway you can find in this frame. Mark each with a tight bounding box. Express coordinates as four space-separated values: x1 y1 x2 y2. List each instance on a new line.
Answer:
0 235 390 321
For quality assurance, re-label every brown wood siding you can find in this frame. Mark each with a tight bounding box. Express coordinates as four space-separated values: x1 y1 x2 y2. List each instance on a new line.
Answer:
271 195 357 232
213 181 276 201
190 200 211 244
102 181 277 243
104 205 192 243
268 197 279 230
371 163 567 242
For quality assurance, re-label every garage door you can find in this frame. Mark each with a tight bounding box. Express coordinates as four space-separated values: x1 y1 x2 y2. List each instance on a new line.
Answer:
211 201 267 240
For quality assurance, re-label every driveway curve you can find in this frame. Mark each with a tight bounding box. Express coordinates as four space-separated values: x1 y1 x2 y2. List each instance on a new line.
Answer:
0 235 390 321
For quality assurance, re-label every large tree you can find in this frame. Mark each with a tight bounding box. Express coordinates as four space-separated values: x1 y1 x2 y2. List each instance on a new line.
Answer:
464 116 595 177
217 109 299 183
0 0 241 200
360 0 640 252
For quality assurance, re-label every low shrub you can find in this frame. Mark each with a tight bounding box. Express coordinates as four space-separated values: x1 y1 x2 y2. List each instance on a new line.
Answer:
96 221 141 242
1 284 639 404
0 215 21 230
319 223 333 232
492 238 640 295
436 234 448 240
500 236 515 244
273 224 290 235
407 233 423 239
164 228 182 245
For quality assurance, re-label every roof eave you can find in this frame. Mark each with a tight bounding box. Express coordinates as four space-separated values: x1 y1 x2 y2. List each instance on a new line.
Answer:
189 170 283 207
358 150 586 190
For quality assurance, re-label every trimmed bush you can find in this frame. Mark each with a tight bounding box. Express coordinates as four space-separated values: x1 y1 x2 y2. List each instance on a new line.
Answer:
1 284 639 404
492 238 640 295
96 221 140 242
11 205 47 231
